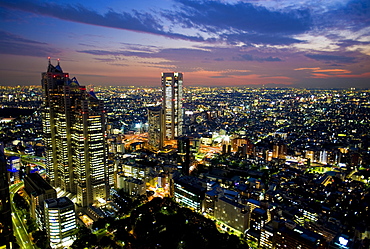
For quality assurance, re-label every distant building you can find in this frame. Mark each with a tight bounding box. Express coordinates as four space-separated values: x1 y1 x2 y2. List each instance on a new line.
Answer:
161 72 183 140
275 221 325 249
7 156 22 182
260 221 275 249
177 136 191 175
204 189 218 216
0 143 13 248
272 142 287 160
174 176 205 211
148 106 164 150
41 60 108 207
248 208 269 244
214 196 249 233
121 163 150 181
44 197 76 248
177 135 200 176
117 175 146 196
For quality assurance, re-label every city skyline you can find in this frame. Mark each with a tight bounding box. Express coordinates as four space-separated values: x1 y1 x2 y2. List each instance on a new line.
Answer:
1 0 369 88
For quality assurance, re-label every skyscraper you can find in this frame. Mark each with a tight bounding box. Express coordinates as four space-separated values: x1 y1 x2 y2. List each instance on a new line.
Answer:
147 106 164 150
161 72 183 140
0 143 13 248
41 59 108 207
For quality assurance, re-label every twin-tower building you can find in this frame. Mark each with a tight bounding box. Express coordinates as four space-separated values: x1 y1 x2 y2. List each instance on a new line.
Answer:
41 60 108 207
42 60 184 206
148 72 184 150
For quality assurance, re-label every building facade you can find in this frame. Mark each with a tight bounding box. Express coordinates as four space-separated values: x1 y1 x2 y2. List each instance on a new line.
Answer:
23 173 57 229
174 176 205 211
41 60 108 207
161 72 183 140
44 197 76 248
214 197 249 233
117 176 146 196
148 106 164 150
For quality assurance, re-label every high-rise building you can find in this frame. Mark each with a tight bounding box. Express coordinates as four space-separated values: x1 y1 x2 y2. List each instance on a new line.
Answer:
44 197 76 248
161 72 183 140
41 60 108 207
0 143 13 248
148 106 164 150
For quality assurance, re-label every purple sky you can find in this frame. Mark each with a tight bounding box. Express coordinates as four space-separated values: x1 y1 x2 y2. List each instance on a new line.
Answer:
0 0 369 87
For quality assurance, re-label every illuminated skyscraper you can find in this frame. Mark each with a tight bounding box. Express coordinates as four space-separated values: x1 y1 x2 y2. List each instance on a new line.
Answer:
161 72 183 140
41 59 108 207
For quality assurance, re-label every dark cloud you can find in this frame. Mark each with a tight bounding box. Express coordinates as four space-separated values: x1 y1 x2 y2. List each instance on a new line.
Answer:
164 0 311 45
78 47 212 61
338 39 370 47
221 71 252 76
319 0 370 31
221 32 303 46
170 0 311 34
234 54 282 62
0 30 59 57
93 58 117 62
78 43 98 48
0 0 311 46
209 75 229 78
0 0 205 42
0 30 46 45
305 53 357 63
77 50 127 56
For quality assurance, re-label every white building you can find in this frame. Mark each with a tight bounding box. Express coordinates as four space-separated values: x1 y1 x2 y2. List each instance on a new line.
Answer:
44 197 76 248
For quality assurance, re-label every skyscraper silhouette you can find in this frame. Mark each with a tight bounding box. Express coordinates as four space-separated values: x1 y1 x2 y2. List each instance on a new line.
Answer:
41 59 108 207
161 72 183 140
0 143 13 248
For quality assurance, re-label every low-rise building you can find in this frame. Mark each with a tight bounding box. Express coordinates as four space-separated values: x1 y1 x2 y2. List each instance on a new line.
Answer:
44 197 76 248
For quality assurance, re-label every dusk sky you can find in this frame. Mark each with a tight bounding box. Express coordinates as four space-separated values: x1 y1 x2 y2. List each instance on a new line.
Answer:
1 0 369 87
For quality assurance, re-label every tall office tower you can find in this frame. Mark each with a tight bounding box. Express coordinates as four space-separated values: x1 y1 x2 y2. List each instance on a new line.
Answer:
41 60 108 207
177 136 190 175
148 106 164 150
161 72 183 140
0 143 13 248
44 197 76 248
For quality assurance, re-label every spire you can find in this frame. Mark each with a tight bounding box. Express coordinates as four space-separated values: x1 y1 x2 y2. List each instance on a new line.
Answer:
47 58 63 73
55 59 63 72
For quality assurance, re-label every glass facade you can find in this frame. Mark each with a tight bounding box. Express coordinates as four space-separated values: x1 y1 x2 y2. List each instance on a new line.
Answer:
161 72 183 140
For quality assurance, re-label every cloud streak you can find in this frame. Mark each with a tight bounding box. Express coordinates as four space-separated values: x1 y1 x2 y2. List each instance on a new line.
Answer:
0 30 59 57
234 54 282 62
305 53 357 63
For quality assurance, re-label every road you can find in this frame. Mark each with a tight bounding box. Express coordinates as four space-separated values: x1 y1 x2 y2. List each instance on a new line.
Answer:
9 182 35 249
4 149 45 168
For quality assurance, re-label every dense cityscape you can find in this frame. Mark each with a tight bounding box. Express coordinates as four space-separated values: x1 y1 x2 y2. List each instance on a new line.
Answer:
0 61 369 249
